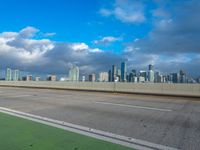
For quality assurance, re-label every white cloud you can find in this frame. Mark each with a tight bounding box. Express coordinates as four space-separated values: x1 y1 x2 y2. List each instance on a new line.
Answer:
93 36 122 45
89 48 103 53
99 0 145 23
19 26 39 38
70 43 89 51
0 27 123 75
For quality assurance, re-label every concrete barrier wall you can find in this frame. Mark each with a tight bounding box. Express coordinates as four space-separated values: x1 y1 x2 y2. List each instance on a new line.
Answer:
0 81 199 97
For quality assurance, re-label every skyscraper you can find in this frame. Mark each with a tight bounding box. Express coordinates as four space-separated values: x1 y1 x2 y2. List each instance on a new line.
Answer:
148 64 154 82
6 68 12 81
112 65 117 82
108 70 112 82
13 69 19 81
180 70 187 83
89 74 96 82
69 65 79 81
171 73 179 83
99 72 108 82
121 62 127 82
155 72 163 83
117 69 121 81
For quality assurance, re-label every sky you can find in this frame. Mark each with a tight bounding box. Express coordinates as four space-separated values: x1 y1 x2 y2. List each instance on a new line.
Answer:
0 0 200 78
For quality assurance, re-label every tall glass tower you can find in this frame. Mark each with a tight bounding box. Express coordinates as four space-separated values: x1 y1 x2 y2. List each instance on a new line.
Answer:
6 68 12 81
148 64 154 82
13 70 19 81
121 62 127 82
112 65 117 82
69 65 79 81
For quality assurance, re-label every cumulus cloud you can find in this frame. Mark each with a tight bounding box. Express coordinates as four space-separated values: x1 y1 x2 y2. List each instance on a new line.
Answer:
0 26 124 76
19 26 39 38
122 0 200 77
99 0 145 23
93 36 122 45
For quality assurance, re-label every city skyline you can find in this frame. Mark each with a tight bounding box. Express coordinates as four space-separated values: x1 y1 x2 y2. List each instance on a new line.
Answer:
0 0 199 78
1 62 199 83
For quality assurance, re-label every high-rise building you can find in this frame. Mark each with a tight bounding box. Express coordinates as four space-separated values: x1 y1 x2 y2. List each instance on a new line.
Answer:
155 72 163 83
140 71 147 81
117 69 121 81
99 72 108 82
128 73 133 82
89 74 96 82
121 62 127 82
69 65 79 81
108 70 112 82
13 69 19 81
180 70 187 83
112 65 117 82
132 69 137 77
148 64 154 82
6 68 12 81
171 73 180 83
149 64 153 70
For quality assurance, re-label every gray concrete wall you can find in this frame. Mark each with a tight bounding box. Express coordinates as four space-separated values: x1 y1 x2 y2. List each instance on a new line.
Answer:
0 81 199 97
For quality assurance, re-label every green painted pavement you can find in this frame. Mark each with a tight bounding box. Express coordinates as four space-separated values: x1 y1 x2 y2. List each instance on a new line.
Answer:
0 112 134 150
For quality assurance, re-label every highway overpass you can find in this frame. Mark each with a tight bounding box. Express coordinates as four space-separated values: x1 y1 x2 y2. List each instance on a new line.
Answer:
0 86 199 150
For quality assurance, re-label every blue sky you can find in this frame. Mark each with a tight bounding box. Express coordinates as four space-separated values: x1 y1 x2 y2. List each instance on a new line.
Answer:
0 0 200 78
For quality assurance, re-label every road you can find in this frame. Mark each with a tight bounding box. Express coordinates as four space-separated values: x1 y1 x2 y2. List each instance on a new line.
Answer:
0 86 199 150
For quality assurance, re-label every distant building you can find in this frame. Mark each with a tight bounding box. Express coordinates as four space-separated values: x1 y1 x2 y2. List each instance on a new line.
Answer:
23 75 33 81
69 65 79 81
108 70 112 82
60 77 70 81
171 73 179 83
121 62 127 82
133 76 138 83
139 71 147 81
112 65 117 82
155 72 163 83
132 69 137 76
82 76 85 82
117 69 121 81
6 68 12 81
47 75 56 81
128 72 133 82
99 72 108 82
148 64 154 82
180 70 187 83
138 76 145 82
13 70 19 81
115 76 120 82
35 76 41 81
89 74 96 82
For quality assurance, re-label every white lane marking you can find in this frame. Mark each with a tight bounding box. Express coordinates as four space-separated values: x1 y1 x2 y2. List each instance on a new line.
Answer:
7 95 32 98
0 94 32 98
95 101 172 112
0 106 178 150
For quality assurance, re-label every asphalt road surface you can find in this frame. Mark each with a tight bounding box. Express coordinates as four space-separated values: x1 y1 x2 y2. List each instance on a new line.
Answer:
0 86 199 150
